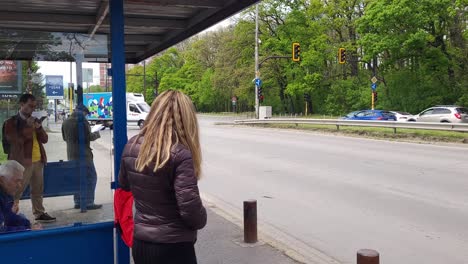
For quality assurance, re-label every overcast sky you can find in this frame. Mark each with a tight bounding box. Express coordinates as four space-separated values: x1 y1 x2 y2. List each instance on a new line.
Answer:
37 61 101 87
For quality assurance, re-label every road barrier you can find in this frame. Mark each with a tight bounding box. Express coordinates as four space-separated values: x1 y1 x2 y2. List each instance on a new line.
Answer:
234 118 468 133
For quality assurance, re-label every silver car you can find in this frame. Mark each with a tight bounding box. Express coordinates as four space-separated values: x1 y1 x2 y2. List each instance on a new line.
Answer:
408 106 468 123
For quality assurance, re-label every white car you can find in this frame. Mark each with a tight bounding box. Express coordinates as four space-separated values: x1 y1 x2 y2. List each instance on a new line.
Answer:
390 111 414 122
407 106 468 123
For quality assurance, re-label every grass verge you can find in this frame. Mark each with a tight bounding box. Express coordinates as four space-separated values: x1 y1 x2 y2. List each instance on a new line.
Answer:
247 123 468 144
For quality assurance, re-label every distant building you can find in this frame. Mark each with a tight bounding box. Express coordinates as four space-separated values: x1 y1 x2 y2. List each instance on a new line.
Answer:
100 63 134 89
99 63 111 88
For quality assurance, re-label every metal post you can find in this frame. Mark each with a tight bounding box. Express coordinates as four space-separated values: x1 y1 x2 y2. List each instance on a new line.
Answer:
243 200 257 243
70 62 74 113
371 57 377 111
110 0 129 263
371 92 375 110
76 53 84 105
254 4 259 119
54 99 57 122
357 249 379 264
105 63 109 92
143 60 146 95
77 110 87 213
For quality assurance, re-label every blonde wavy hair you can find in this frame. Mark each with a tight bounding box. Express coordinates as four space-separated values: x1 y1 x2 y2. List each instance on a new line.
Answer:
134 90 202 179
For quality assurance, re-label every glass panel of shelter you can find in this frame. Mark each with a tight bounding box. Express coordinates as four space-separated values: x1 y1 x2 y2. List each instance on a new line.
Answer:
0 29 113 233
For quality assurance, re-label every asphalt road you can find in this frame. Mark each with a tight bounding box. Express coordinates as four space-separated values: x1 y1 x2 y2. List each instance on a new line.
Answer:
98 115 468 264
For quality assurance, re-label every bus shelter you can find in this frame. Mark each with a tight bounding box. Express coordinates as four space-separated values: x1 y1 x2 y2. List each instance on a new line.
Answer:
0 0 258 263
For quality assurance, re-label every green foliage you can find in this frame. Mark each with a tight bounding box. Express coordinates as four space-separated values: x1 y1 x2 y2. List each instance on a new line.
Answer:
124 0 467 114
21 61 46 109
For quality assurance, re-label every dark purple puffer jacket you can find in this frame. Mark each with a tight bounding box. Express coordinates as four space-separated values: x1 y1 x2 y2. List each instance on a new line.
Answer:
118 135 207 243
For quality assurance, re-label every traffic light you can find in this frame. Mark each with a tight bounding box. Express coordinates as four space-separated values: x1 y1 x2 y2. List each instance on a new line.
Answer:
259 94 264 103
258 86 263 99
304 93 310 101
374 91 378 102
292 42 300 62
338 48 346 64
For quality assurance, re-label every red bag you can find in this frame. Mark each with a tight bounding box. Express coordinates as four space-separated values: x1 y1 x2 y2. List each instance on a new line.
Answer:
114 189 134 247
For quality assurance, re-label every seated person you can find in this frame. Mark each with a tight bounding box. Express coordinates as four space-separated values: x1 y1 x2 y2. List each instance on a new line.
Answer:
0 160 32 233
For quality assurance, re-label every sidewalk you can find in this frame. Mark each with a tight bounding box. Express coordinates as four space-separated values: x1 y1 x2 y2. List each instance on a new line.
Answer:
197 209 299 264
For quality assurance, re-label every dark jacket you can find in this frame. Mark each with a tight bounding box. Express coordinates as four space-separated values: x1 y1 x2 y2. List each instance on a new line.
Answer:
0 187 31 233
62 112 100 161
118 135 207 243
3 114 48 166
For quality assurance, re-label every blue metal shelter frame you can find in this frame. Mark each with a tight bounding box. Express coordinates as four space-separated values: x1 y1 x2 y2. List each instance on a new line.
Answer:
0 0 260 262
110 0 130 262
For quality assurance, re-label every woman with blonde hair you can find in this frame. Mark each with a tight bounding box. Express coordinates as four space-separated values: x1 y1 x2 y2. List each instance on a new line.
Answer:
118 90 207 264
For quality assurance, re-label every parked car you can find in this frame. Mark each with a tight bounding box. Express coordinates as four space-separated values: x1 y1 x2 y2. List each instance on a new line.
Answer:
341 110 397 121
390 111 414 122
407 106 468 123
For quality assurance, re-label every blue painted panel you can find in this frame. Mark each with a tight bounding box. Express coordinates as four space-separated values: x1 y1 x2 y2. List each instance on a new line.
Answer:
0 222 114 264
21 160 81 199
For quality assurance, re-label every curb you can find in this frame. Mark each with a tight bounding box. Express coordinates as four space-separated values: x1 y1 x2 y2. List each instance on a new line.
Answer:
201 193 341 264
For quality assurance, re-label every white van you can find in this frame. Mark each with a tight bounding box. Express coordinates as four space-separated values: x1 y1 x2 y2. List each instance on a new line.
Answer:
126 93 150 129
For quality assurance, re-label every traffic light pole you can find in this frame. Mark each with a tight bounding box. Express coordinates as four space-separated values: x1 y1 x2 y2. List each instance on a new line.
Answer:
254 4 259 119
371 56 377 110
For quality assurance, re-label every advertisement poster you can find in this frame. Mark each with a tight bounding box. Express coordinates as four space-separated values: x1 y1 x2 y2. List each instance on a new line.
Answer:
0 60 22 97
83 92 113 120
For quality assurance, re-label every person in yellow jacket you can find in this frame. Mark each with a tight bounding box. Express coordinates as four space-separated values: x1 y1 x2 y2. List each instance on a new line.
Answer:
2 94 56 222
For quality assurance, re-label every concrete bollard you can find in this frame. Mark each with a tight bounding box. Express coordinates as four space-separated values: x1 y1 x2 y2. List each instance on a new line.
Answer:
243 200 257 243
357 249 379 264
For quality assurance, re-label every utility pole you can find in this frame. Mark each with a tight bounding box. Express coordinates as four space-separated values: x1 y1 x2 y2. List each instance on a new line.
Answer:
143 60 146 95
254 4 259 119
372 56 377 110
70 61 73 113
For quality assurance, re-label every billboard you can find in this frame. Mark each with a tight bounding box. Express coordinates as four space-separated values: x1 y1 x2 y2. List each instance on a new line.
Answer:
45 75 64 99
83 92 113 120
0 60 22 97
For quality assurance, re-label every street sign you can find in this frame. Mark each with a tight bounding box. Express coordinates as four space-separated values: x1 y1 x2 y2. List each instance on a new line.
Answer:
45 75 64 99
83 68 93 83
371 83 377 91
371 76 378 83
255 78 262 87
